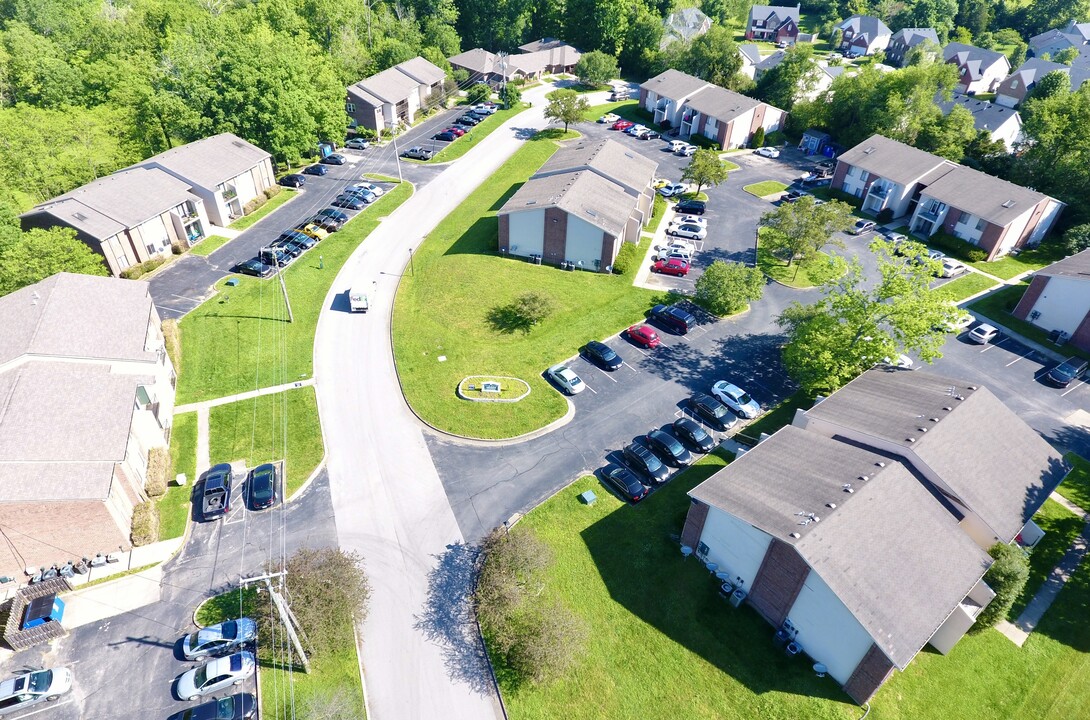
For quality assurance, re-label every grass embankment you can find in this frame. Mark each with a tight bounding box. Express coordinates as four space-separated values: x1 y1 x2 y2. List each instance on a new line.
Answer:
968 244 1066 280
189 235 232 257
160 412 198 539
1008 498 1084 618
743 180 788 197
1058 454 1090 513
427 103 529 163
229 189 297 231
933 273 1000 302
392 133 660 439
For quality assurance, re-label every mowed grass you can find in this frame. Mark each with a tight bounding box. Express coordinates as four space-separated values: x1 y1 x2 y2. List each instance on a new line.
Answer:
757 241 842 289
392 135 659 438
735 391 813 444
1058 454 1090 513
160 411 198 539
1008 498 1083 618
932 272 999 302
969 283 1090 363
229 189 297 230
580 99 643 123
744 180 788 197
189 234 232 257
176 181 412 403
969 243 1066 280
208 386 323 498
427 103 529 163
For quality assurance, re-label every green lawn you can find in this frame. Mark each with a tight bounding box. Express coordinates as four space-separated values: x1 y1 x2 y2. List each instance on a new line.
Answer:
648 194 667 232
580 99 644 124
208 386 323 498
969 284 1090 363
757 242 842 289
392 134 660 439
933 273 999 303
720 158 741 171
1058 454 1090 513
735 391 813 445
743 180 788 198
196 586 365 720
427 103 529 163
189 234 232 257
969 244 1066 280
1009 498 1084 618
176 182 412 404
229 189 297 230
160 412 198 539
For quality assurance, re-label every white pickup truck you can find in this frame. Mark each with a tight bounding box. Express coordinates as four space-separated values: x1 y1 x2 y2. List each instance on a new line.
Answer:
349 288 369 313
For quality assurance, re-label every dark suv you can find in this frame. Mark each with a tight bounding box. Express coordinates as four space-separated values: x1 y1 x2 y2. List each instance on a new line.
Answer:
622 441 670 484
689 393 736 431
1045 357 1089 388
202 464 233 519
675 199 706 215
649 304 696 335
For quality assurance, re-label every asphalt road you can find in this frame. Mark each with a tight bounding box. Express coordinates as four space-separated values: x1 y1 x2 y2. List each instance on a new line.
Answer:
2 469 337 720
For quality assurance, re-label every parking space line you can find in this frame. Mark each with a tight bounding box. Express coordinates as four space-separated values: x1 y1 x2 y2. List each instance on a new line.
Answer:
9 699 75 718
583 383 597 394
594 367 618 382
623 361 639 373
1006 350 1032 367
1062 380 1088 398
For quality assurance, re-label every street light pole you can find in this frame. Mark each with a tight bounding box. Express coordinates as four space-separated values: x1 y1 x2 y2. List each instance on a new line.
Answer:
408 247 415 276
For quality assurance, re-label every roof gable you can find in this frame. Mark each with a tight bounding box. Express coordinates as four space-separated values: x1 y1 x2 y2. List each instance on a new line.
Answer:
539 138 657 195
922 164 1053 228
749 4 801 26
498 170 633 236
836 134 952 187
640 68 711 102
134 133 270 190
684 84 765 121
1036 247 1090 279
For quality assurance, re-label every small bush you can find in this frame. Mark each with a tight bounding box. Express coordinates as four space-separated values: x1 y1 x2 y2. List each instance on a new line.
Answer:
765 130 785 146
466 83 492 104
751 127 765 148
928 231 988 262
162 318 181 371
975 542 1029 628
688 133 720 149
131 501 159 546
171 241 185 255
826 188 862 208
1062 223 1090 254
264 184 281 200
144 447 170 498
243 195 267 215
120 257 167 279
877 208 893 224
269 547 371 653
612 241 642 274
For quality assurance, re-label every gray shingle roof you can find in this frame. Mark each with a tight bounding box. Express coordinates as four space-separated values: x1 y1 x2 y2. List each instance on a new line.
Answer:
0 362 149 501
739 44 762 66
836 134 953 187
1035 247 1090 280
640 69 711 102
935 94 1021 136
837 15 892 42
396 56 446 86
518 38 566 53
517 39 581 67
943 42 1010 80
540 138 657 195
891 27 938 47
923 164 1053 228
1029 28 1079 55
663 7 711 44
498 170 633 236
684 84 764 121
749 4 801 26
135 133 270 190
448 48 496 75
23 167 197 241
804 368 1068 542
690 426 991 669
0 273 157 367
351 57 445 105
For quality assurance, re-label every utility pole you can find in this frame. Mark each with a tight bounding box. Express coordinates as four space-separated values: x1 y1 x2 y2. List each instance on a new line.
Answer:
241 571 311 673
264 248 295 323
390 123 403 183
497 52 509 106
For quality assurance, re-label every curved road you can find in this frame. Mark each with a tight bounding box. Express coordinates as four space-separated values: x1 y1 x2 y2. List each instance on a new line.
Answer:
313 90 556 720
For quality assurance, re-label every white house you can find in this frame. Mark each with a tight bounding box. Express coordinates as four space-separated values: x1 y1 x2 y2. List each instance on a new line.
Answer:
935 94 1022 151
1013 249 1090 352
943 42 1011 95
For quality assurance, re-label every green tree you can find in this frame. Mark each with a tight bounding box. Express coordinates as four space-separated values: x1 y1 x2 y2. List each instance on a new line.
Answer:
500 83 522 109
895 0 958 41
565 0 631 54
0 227 109 296
974 543 1029 628
619 5 664 78
681 148 729 196
694 260 764 315
543 88 589 132
679 25 743 89
466 83 492 104
1017 84 1090 225
573 50 619 88
755 44 819 110
1053 46 1080 65
776 239 958 394
1062 223 1090 255
1031 70 1072 101
759 196 854 267
916 104 978 161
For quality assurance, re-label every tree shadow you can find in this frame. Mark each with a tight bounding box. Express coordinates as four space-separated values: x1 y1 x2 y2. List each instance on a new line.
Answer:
486 303 534 334
413 543 496 695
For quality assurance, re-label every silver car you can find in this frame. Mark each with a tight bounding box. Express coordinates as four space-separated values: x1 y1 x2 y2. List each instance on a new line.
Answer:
711 381 762 419
176 652 256 702
182 618 257 660
0 668 72 716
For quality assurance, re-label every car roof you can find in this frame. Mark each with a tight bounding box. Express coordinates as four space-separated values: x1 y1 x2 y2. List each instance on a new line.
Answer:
715 381 743 396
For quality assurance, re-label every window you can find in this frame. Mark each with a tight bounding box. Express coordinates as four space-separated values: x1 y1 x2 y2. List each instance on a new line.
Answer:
146 243 156 255
976 218 986 231
346 102 356 112
1011 80 1019 90
959 210 970 224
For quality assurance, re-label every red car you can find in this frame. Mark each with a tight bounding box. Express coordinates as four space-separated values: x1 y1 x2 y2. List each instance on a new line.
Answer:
652 257 690 277
627 324 661 348
612 120 635 131
445 126 466 137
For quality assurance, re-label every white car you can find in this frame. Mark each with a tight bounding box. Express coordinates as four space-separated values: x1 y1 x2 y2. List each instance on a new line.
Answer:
347 182 384 197
927 249 946 261
676 144 697 157
667 223 707 241
345 138 370 150
944 311 974 332
598 113 620 124
967 323 999 344
940 259 968 278
658 182 687 197
176 652 256 701
710 381 761 419
657 239 695 254
669 214 707 228
626 125 648 136
547 364 585 395
882 354 914 368
755 147 780 158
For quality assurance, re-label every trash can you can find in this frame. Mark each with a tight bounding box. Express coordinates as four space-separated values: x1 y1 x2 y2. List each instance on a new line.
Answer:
774 627 791 648
730 588 747 607
786 640 802 658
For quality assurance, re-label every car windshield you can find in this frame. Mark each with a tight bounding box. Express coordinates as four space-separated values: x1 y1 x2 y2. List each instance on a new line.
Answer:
193 666 209 688
230 654 243 672
738 392 753 405
568 375 582 387
27 670 51 693
187 630 203 648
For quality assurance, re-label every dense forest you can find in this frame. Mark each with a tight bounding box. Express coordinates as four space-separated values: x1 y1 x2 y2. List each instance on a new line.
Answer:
1 0 1090 286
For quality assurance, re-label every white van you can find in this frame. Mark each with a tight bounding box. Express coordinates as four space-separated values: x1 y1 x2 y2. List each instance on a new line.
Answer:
669 140 688 152
0 668 72 716
349 288 369 313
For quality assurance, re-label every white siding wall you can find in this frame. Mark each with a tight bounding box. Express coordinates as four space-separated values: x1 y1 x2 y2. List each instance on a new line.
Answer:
727 111 752 147
952 211 986 245
698 508 772 588
506 209 544 256
702 116 718 143
1029 275 1090 336
996 209 1034 255
1031 200 1065 245
788 569 876 684
762 107 787 133
232 169 261 210
565 215 604 268
839 165 869 200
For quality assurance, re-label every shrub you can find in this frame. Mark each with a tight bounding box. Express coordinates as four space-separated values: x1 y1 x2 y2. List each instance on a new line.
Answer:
243 195 267 215
131 501 159 546
975 542 1029 628
263 184 281 200
688 133 720 149
162 318 181 371
928 231 988 262
765 130 785 146
877 208 893 224
171 241 185 255
144 447 170 498
120 257 167 279
751 127 765 148
826 188 862 208
1063 223 1090 255
694 260 765 316
488 291 556 334
466 83 492 104
612 241 642 274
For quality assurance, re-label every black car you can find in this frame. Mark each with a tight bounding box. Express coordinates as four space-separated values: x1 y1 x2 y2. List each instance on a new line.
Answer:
1044 357 1089 388
305 215 340 232
231 259 273 278
276 230 316 252
332 195 367 210
248 463 278 510
649 303 696 335
320 153 347 165
622 441 670 484
672 417 716 453
316 208 349 224
581 340 622 370
303 164 329 176
689 393 736 431
434 131 457 141
603 465 650 503
202 463 233 520
168 693 256 720
645 429 693 467
258 247 292 266
278 174 305 188
675 199 706 215
458 114 481 126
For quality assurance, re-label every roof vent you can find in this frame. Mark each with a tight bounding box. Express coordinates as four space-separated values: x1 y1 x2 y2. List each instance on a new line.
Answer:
863 146 876 154
955 394 965 401
943 406 953 411
526 200 537 205
858 475 869 482
968 385 977 390
918 427 928 432
826 502 837 509
1001 200 1015 208
790 532 801 539
907 437 917 443
930 417 939 422
876 461 885 467
843 483 855 493
73 212 87 221
231 140 247 148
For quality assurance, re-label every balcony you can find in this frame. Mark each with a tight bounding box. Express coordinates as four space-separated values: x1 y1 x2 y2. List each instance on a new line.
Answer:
222 186 238 201
918 207 942 221
867 184 890 199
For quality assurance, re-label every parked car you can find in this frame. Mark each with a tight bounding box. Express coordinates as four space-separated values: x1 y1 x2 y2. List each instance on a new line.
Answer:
940 259 968 278
967 323 999 344
278 174 305 188
676 144 697 157
231 259 273 278
675 199 706 215
0 668 72 716
636 129 661 140
609 88 630 101
598 113 620 124
783 189 808 203
457 115 481 126
672 417 716 453
622 441 670 484
320 153 346 165
445 126 466 137
658 238 696 255
927 249 946 261
471 103 496 115
755 147 781 158
668 214 707 228
942 310 975 333
182 618 258 661
167 693 256 720
710 381 761 419
248 463 278 510
1045 357 1089 388
602 465 650 503
403 146 433 160
258 247 292 267
658 182 687 197
316 208 349 224
626 324 661 349
202 463 233 519
434 131 457 142
649 303 696 334
350 182 384 197
689 393 736 431
303 164 329 176
667 223 706 241
331 195 367 210
547 364 585 395
625 125 647 136
277 230 316 250
611 120 635 131
296 223 329 241
652 257 690 276
305 215 340 232
852 220 876 235
345 138 370 150
176 652 256 702
645 429 693 467
581 340 622 370
343 187 376 204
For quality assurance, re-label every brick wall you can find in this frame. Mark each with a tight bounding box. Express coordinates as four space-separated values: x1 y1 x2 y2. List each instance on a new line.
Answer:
1012 275 1049 320
831 160 850 191
1069 310 1090 353
977 223 1006 260
748 538 811 626
0 500 129 579
542 207 567 266
498 213 511 253
680 501 709 549
843 644 896 703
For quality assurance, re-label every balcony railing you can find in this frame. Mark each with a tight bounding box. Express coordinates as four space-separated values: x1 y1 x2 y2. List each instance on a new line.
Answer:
222 187 238 201
918 207 942 220
867 184 890 199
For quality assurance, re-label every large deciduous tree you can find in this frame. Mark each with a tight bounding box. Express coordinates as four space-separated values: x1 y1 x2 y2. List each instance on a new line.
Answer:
679 25 743 89
543 88 589 132
755 44 820 110
694 261 765 316
573 50 620 87
1016 83 1090 226
681 149 729 196
0 226 109 297
758 196 854 267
